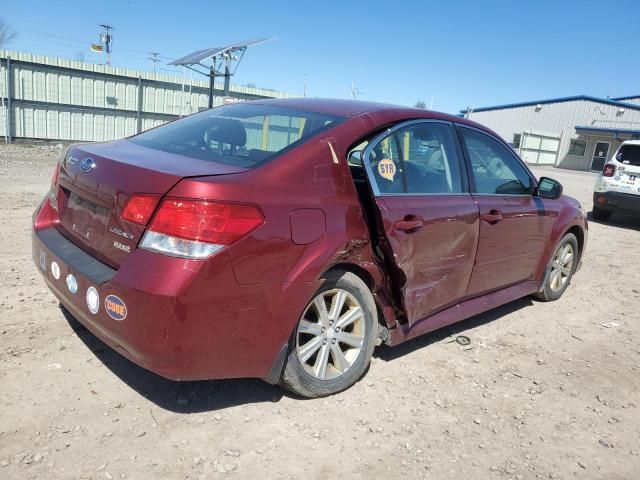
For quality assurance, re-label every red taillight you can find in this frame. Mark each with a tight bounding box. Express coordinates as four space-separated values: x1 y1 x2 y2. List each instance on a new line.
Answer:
149 198 264 245
121 195 160 225
34 199 60 230
602 164 616 177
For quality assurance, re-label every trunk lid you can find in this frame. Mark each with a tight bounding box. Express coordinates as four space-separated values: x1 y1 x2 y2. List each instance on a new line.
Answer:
56 140 248 267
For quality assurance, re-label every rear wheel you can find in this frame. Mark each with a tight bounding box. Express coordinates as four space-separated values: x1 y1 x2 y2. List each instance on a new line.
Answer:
535 233 578 302
592 206 611 221
280 271 376 398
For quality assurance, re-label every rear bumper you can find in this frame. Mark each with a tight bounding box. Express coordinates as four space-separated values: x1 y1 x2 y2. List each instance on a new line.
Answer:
593 191 640 216
32 208 312 382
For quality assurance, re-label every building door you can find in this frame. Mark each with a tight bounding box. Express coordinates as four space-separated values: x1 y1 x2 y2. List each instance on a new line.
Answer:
590 142 610 171
520 132 561 165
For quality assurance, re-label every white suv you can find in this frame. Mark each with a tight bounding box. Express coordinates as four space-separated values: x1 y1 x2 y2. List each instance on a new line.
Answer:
593 140 640 221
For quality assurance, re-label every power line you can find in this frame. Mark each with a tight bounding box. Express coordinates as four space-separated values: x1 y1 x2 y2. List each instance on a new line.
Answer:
17 28 170 60
19 29 88 46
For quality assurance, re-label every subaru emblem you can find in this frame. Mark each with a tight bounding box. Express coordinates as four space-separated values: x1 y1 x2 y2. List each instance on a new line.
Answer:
79 158 95 172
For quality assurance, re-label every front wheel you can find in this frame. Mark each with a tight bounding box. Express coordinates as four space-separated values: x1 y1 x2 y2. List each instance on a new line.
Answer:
279 271 377 398
535 233 579 302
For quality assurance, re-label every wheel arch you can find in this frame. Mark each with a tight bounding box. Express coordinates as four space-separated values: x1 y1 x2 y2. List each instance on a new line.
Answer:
323 262 397 334
566 224 585 261
325 262 375 290
536 222 585 293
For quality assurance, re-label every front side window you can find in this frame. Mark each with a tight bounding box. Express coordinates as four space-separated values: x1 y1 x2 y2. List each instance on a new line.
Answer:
366 122 463 195
130 104 343 168
568 139 587 157
460 127 535 195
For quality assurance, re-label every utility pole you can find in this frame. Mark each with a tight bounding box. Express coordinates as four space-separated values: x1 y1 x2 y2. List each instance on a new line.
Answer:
303 72 307 98
148 52 160 73
99 24 113 66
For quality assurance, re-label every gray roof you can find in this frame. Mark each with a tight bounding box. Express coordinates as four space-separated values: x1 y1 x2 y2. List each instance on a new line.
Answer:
461 95 640 114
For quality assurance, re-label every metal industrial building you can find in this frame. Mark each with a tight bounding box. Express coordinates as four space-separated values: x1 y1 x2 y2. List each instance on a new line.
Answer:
1 50 291 143
462 95 640 171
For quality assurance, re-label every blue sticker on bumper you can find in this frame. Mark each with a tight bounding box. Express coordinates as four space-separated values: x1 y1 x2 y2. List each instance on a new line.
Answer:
104 295 127 321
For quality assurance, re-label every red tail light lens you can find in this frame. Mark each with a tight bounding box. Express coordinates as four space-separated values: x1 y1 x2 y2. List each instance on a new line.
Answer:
149 199 264 245
35 199 60 230
602 164 616 177
121 195 160 225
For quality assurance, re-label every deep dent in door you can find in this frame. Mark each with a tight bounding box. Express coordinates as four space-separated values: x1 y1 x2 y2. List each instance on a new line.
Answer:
371 196 480 326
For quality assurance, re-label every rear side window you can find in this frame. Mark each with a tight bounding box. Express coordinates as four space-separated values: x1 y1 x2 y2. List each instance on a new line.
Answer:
130 104 343 168
616 144 640 166
460 127 535 195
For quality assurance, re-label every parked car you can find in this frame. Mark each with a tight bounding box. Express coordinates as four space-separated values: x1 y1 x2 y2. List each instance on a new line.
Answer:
593 140 640 221
32 99 588 397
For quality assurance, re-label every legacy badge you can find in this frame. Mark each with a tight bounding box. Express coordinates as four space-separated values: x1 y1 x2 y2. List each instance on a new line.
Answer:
110 227 135 240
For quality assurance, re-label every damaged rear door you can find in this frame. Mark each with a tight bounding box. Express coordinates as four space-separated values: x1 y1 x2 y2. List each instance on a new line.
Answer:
362 120 480 325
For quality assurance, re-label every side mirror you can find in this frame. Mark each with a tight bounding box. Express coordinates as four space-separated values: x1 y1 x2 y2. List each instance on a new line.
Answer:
536 177 563 199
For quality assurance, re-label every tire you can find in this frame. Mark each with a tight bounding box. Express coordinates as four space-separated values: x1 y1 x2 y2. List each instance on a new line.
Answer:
535 233 579 302
279 271 377 398
592 206 611 221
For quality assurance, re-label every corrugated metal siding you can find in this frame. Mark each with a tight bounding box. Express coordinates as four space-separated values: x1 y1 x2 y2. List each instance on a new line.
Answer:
0 50 293 142
466 99 640 171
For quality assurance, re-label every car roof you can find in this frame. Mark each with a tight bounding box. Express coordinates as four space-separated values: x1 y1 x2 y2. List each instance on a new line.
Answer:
250 97 497 138
252 97 408 117
620 140 640 146
252 97 469 122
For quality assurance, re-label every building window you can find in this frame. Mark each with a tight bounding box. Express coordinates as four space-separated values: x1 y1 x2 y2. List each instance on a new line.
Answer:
568 139 587 156
512 133 521 150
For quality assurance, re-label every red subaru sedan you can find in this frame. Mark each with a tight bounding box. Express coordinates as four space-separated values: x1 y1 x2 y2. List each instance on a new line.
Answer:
32 99 587 397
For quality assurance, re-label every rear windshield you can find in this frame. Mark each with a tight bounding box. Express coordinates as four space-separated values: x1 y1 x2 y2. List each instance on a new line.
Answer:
130 103 343 168
616 144 640 166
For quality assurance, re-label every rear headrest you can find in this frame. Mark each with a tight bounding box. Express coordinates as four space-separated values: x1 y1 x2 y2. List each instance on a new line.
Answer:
206 118 247 146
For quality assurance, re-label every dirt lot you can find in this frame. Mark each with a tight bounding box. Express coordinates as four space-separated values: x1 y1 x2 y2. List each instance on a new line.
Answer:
0 143 639 480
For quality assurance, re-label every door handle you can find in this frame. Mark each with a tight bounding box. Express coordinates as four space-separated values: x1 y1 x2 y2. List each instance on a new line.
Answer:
480 210 503 224
394 219 424 231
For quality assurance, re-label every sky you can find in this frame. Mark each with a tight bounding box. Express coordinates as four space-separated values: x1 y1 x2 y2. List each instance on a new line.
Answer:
2 0 640 114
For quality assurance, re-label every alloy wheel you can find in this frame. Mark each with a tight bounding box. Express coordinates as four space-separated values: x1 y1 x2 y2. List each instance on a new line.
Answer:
296 289 366 381
549 243 574 292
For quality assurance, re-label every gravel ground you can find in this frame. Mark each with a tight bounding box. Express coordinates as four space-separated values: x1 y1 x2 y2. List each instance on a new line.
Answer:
0 143 638 480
